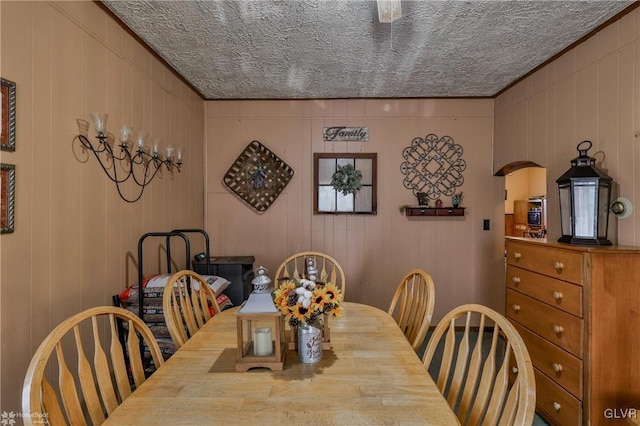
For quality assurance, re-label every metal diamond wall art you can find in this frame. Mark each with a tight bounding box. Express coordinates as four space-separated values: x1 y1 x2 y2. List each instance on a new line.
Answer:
400 134 466 200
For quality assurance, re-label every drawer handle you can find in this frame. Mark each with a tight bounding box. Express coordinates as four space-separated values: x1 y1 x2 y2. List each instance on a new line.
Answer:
512 304 521 313
553 261 564 271
553 291 563 301
552 363 563 373
553 325 564 334
512 276 521 285
553 402 561 412
513 252 522 260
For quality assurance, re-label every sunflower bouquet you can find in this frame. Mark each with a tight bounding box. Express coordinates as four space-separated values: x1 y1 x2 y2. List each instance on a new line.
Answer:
273 277 344 329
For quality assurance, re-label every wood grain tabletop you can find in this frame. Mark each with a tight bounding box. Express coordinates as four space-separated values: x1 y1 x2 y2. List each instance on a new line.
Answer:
103 302 459 425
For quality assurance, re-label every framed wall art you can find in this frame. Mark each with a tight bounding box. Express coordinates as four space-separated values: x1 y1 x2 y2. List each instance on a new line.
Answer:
1 163 15 234
1 78 16 152
314 153 377 214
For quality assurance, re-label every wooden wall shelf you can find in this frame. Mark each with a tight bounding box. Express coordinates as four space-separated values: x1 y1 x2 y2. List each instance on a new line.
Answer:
404 206 465 217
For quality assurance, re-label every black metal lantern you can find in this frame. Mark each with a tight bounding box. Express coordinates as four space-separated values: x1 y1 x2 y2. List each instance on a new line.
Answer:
556 141 613 245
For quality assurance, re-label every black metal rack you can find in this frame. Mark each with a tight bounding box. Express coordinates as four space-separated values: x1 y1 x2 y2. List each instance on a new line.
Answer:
135 231 191 322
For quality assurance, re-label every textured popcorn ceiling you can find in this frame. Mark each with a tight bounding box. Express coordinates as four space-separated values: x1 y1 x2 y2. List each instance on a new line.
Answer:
102 1 633 99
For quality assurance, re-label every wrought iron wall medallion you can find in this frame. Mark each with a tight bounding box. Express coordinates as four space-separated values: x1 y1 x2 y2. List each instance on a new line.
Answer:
400 134 466 200
223 140 294 213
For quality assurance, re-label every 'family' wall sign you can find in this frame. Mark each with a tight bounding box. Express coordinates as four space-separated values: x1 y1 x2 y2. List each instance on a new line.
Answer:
323 127 369 142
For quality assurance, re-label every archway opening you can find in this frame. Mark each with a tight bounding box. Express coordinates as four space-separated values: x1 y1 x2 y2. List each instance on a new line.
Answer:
497 161 547 238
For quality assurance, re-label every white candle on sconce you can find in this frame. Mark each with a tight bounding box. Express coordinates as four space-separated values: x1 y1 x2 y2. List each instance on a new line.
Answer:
136 131 148 151
90 112 108 136
152 139 161 157
165 144 175 162
120 125 132 144
176 147 184 164
254 327 273 356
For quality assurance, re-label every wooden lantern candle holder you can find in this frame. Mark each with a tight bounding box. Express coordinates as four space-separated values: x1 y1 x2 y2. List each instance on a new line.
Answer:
236 305 287 372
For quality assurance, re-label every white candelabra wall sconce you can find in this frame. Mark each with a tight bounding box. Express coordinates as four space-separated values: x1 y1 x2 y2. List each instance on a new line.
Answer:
74 113 183 203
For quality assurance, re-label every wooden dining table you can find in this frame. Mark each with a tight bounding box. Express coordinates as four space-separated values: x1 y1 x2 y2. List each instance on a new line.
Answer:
103 302 460 425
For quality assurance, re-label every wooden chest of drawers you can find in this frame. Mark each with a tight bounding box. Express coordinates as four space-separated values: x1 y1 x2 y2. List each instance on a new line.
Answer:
505 237 640 425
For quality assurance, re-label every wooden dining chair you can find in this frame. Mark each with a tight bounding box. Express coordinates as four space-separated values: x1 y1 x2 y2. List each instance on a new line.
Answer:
163 269 222 349
388 269 435 352
275 251 346 297
22 306 164 426
422 304 536 426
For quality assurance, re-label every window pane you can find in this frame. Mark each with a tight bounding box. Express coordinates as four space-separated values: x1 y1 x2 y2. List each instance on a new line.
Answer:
559 186 572 236
336 192 354 212
336 158 354 168
355 186 372 212
318 159 335 184
573 181 596 238
355 158 372 185
318 186 336 211
598 184 610 238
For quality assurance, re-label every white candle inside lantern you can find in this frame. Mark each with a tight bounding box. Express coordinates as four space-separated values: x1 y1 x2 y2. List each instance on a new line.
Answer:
254 327 273 356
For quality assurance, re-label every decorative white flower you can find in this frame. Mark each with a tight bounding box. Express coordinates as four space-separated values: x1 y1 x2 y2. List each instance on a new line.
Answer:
296 286 314 308
299 278 316 290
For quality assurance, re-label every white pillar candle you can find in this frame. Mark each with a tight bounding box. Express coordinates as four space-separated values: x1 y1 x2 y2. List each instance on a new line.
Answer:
254 327 273 356
120 125 132 144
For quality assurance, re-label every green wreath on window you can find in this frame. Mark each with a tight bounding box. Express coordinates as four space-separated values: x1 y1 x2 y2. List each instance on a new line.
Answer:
331 164 363 195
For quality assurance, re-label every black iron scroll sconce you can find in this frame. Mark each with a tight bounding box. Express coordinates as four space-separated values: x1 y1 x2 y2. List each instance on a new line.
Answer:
74 113 183 203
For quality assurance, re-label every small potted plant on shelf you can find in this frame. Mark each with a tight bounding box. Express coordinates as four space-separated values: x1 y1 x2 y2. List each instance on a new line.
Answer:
452 192 463 208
